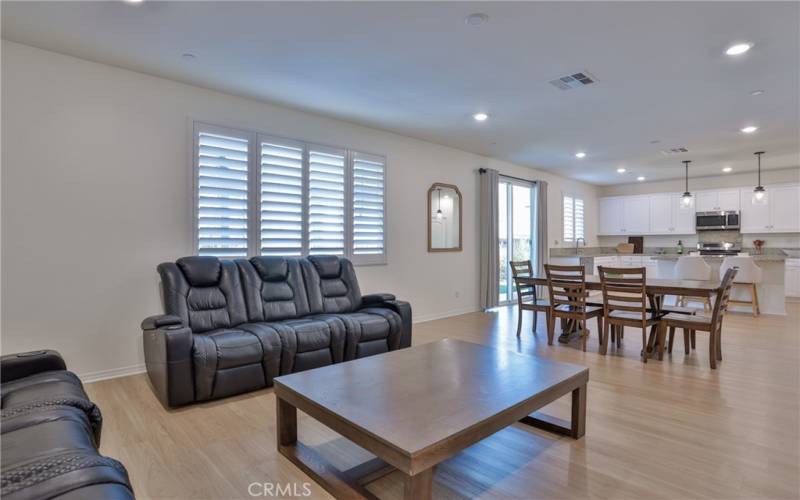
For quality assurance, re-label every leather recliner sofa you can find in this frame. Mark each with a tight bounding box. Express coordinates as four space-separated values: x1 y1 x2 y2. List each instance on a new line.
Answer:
142 255 412 407
0 350 134 500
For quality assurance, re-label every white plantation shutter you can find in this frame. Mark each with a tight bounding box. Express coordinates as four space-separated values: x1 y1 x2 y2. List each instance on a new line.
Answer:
259 137 304 256
352 152 386 262
195 127 250 257
562 195 584 242
574 198 585 240
193 122 388 263
563 196 574 242
308 146 346 255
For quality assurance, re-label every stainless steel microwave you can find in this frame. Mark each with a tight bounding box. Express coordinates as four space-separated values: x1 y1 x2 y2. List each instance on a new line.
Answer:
695 211 740 231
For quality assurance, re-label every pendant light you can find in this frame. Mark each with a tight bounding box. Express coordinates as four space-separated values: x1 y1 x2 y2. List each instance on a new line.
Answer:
435 188 443 219
752 151 767 205
680 160 693 207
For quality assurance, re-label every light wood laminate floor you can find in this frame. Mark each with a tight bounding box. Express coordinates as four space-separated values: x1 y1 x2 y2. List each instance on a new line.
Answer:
87 304 800 499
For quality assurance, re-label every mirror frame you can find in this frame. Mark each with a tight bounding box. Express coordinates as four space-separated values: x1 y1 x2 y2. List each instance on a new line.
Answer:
427 182 463 252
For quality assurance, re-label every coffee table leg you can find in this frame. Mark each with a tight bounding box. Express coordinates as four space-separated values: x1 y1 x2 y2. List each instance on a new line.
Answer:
276 395 297 448
571 383 587 439
404 468 433 500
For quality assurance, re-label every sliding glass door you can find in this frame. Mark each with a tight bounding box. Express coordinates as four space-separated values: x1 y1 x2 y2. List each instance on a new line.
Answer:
498 179 536 304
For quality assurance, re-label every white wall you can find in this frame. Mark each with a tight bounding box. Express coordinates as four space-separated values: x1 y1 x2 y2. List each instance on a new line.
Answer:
597 169 800 249
1 41 598 378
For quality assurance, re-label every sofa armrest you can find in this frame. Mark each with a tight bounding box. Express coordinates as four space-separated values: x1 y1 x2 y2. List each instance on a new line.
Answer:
141 314 183 330
142 321 194 408
362 293 396 305
360 299 412 349
1 350 67 383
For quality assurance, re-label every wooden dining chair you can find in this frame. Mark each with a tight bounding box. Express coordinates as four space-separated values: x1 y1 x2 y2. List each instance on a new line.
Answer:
598 266 661 362
544 264 603 350
510 260 552 339
657 268 738 369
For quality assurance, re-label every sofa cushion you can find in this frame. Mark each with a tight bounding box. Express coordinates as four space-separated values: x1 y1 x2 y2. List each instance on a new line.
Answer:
256 317 346 374
177 256 221 287
192 329 269 400
1 371 102 444
302 256 362 314
237 258 310 321
159 258 248 333
313 309 402 360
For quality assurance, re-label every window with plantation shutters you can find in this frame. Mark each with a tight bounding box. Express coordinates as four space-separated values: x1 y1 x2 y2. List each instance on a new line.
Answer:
195 126 250 257
563 194 584 242
308 147 346 255
193 122 387 264
259 137 304 256
352 152 386 261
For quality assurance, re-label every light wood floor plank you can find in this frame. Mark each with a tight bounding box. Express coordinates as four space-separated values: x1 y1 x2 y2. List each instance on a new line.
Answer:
86 303 800 499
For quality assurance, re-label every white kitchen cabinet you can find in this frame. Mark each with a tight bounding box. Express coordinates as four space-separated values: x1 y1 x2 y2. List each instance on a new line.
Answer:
696 189 740 212
593 256 619 275
740 184 800 234
648 193 695 235
622 196 650 234
599 197 624 235
673 194 696 233
786 259 800 298
770 185 800 233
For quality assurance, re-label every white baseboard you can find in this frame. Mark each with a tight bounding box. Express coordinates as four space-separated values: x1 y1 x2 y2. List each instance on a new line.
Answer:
413 307 480 324
79 364 146 384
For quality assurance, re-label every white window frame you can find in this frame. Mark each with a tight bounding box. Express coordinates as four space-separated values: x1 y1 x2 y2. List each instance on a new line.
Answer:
191 120 387 265
562 193 585 243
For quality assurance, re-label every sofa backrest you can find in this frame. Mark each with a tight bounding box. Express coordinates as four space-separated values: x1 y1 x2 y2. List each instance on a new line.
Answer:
157 256 248 333
236 257 310 321
302 255 362 314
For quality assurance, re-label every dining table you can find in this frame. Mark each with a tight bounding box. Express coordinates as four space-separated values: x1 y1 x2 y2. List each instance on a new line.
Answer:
514 275 723 358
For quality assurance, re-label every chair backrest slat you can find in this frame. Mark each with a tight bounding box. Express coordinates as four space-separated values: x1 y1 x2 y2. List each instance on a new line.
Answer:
598 266 648 323
510 260 536 301
545 264 588 312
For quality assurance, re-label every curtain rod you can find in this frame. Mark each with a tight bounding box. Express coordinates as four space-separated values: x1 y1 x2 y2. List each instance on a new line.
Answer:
478 168 538 185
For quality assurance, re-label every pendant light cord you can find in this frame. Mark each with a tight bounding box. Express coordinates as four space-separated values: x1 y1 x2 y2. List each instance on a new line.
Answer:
683 160 691 192
755 151 764 187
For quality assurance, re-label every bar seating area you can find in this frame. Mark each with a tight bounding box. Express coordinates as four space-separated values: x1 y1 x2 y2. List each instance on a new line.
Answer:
511 260 739 369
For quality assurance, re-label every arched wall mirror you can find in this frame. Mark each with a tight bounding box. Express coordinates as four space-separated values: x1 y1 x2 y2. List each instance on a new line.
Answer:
428 183 463 252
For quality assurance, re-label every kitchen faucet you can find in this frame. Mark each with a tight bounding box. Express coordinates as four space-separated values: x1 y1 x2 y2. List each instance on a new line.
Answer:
575 237 586 255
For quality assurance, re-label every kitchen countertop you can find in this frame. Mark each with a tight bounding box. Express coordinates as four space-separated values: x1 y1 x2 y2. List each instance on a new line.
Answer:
649 254 787 261
551 247 791 261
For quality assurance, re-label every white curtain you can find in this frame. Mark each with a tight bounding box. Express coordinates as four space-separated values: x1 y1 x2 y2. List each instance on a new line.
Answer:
535 181 548 296
479 168 499 309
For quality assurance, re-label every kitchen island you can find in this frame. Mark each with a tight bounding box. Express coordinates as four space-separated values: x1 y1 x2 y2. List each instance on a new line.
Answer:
651 253 787 315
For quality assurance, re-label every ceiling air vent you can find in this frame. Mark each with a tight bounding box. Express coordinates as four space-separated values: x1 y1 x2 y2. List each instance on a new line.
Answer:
660 147 689 155
548 71 597 90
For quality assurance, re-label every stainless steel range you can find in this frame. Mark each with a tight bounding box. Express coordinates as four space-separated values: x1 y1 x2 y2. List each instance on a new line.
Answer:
696 241 741 256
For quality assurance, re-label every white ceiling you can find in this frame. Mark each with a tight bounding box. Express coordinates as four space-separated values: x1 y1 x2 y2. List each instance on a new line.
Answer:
3 1 799 185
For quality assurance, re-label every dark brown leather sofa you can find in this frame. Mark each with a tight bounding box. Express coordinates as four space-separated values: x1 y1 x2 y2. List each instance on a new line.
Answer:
142 255 411 407
0 350 134 500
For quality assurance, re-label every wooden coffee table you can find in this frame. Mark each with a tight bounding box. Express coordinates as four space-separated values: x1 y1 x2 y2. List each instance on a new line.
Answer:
274 339 589 500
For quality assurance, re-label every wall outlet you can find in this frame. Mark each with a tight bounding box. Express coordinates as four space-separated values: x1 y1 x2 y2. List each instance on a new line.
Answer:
454 291 460 298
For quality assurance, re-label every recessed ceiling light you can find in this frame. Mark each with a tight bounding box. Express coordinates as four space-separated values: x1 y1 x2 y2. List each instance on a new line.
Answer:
616 168 626 174
750 89 765 96
472 112 488 122
124 0 143 3
740 126 758 134
181 53 197 60
722 166 733 173
575 152 586 158
637 176 645 181
465 13 489 26
725 43 752 56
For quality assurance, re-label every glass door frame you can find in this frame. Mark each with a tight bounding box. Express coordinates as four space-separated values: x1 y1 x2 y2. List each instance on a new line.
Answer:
498 176 537 306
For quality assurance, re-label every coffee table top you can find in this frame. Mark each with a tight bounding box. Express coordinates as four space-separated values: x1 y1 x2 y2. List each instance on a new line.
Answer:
274 339 588 458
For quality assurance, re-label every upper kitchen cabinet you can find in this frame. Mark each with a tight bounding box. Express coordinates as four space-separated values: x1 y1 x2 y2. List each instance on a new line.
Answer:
599 197 624 235
740 184 800 233
696 189 740 212
649 193 695 234
622 196 650 233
